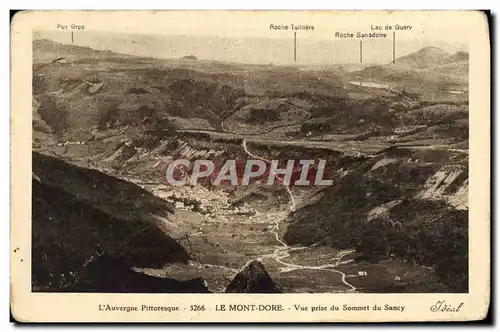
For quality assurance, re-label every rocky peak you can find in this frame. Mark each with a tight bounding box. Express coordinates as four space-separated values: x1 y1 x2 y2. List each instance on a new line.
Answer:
225 259 283 293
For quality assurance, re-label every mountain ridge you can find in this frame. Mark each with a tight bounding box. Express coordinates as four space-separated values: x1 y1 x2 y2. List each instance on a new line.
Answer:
391 46 451 69
33 38 134 63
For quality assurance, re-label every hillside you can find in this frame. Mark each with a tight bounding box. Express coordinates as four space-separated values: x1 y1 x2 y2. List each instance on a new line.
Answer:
33 39 134 64
31 39 470 293
392 46 451 70
424 51 469 77
425 61 469 78
439 51 469 65
283 146 468 292
32 151 190 291
348 47 468 95
33 40 351 142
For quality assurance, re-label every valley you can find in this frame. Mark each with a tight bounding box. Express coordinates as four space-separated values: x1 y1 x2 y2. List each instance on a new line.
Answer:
31 37 469 294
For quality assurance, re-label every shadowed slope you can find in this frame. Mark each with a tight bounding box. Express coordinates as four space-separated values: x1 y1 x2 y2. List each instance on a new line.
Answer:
225 260 283 293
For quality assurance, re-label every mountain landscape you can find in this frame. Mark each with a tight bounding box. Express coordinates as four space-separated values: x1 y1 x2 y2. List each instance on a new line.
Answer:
391 46 451 69
349 47 468 95
32 38 469 293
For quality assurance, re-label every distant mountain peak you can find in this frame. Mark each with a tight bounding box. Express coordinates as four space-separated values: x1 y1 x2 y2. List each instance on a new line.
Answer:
393 46 450 69
418 46 445 52
33 38 129 63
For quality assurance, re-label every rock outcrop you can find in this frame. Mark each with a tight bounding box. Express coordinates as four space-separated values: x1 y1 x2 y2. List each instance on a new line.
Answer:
225 260 282 293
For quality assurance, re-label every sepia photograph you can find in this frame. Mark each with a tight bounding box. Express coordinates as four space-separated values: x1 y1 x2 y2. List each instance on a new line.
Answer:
11 10 490 322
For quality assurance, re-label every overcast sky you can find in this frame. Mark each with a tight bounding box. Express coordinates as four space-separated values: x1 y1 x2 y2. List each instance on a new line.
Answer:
33 11 469 65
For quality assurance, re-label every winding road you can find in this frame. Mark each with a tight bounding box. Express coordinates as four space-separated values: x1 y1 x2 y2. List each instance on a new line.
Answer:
263 212 357 292
241 140 356 292
242 139 296 212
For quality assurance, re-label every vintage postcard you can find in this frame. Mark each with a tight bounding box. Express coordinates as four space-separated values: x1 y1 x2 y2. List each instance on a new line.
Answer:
11 10 490 322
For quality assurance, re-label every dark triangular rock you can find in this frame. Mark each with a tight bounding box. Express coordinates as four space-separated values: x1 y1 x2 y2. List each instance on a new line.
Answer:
225 260 282 293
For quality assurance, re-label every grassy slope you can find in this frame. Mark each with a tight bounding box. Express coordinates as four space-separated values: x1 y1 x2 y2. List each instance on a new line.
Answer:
32 152 189 291
283 147 468 292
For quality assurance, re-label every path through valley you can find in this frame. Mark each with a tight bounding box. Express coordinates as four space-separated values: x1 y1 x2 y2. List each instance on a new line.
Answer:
241 140 357 292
